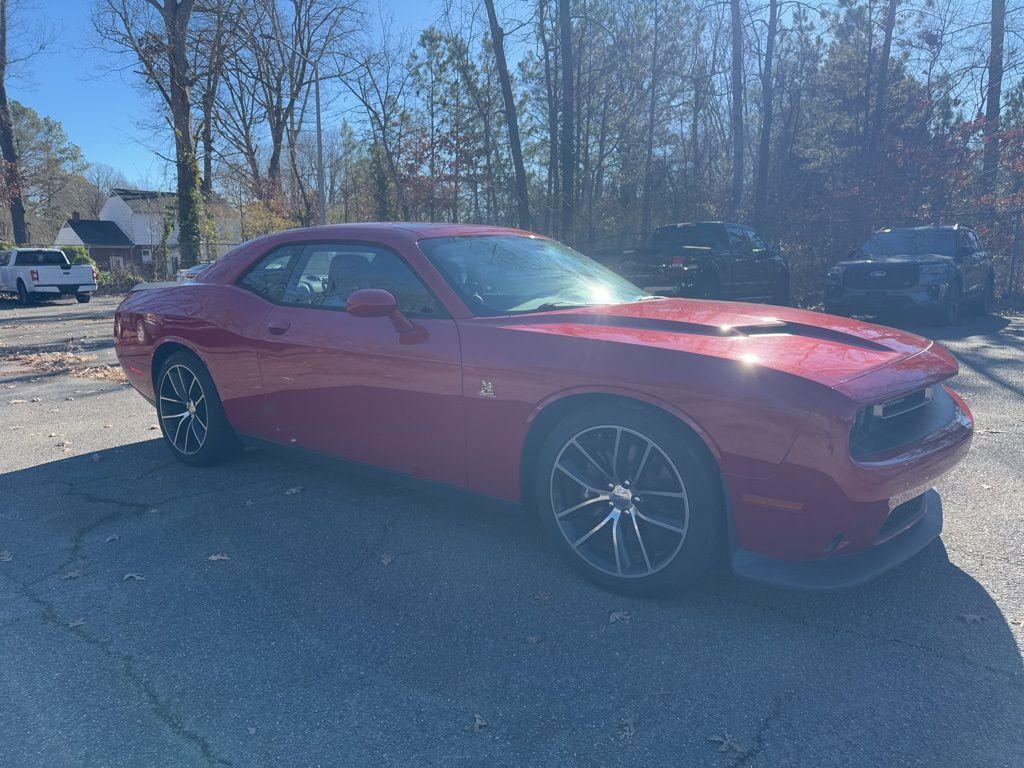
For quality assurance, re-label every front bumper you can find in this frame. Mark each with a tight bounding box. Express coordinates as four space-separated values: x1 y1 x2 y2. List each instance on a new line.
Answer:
824 282 946 315
731 489 942 590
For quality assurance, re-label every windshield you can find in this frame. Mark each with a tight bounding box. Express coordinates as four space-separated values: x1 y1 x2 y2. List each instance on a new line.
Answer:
17 250 70 267
648 224 726 251
419 234 649 316
860 229 956 257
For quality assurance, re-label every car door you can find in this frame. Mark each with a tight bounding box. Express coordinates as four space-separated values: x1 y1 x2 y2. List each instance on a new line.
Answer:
252 241 466 488
966 230 988 296
724 224 754 298
743 226 774 297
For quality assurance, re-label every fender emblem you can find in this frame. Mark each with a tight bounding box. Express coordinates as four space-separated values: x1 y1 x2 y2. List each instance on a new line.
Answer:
479 380 496 398
870 270 887 278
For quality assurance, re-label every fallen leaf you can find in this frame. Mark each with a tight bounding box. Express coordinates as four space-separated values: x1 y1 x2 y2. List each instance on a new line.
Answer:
207 553 230 561
90 453 102 462
8 399 27 404
148 424 160 430
68 618 86 628
103 424 112 429
123 573 146 581
960 613 987 624
105 534 120 543
243 499 256 508
533 590 554 603
526 634 544 644
708 732 747 754
0 551 13 563
246 727 256 736
609 610 630 625
380 552 394 567
30 397 41 402
285 486 304 496
466 714 487 734
61 570 82 580
618 718 636 741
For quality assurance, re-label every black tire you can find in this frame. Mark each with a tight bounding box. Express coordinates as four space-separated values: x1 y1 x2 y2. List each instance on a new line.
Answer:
76 293 91 304
16 280 32 306
533 402 724 594
156 350 238 466
976 274 995 316
937 281 961 326
700 271 722 300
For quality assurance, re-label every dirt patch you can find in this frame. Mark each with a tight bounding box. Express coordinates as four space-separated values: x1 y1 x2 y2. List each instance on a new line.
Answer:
0 349 126 382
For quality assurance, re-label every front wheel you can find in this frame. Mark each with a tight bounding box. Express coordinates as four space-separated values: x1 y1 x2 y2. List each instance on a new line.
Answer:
156 350 238 466
533 403 724 594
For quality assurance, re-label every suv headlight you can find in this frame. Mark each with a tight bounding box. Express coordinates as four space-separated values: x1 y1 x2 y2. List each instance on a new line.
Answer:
918 263 952 280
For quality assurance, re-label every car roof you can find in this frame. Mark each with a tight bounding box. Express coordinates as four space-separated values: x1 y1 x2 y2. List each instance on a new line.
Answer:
874 225 963 233
263 222 535 239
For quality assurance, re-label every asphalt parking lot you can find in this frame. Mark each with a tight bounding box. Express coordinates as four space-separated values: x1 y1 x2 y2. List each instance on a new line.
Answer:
0 295 1021 767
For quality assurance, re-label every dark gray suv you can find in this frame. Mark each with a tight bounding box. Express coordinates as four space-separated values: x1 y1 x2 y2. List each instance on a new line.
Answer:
824 225 994 324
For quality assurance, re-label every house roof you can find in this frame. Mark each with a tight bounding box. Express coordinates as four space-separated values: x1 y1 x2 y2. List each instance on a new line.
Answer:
63 218 133 246
111 188 178 215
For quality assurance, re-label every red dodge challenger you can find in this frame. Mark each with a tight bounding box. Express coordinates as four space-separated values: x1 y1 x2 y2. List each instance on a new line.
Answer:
114 224 973 592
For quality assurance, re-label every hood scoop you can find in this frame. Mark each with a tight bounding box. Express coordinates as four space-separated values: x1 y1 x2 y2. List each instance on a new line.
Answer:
731 322 892 352
519 312 894 353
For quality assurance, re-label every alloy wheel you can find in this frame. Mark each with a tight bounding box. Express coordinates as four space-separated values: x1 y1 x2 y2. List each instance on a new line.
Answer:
159 364 209 455
549 425 690 579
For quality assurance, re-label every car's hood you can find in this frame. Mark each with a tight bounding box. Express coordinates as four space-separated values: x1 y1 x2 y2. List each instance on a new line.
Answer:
494 298 935 388
837 253 954 267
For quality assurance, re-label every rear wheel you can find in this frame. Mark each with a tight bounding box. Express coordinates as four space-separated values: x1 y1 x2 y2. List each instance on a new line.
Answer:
16 280 32 306
533 403 724 594
156 350 238 466
976 274 995 316
937 282 961 326
771 272 791 306
76 293 91 304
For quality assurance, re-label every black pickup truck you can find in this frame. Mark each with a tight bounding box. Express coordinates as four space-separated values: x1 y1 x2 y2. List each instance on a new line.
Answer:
824 225 995 325
613 222 790 304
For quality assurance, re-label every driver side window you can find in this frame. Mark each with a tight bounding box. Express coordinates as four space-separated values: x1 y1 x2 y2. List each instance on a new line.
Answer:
283 244 446 318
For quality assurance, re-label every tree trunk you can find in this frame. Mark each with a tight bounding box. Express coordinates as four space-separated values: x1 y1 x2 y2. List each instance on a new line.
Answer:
484 0 531 230
753 0 777 229
539 0 558 234
640 0 662 236
162 0 203 268
982 0 1005 194
0 0 30 244
728 0 744 217
558 0 574 241
866 0 898 173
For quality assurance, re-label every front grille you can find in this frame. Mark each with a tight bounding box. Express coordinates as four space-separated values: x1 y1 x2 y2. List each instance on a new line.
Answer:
876 493 927 543
843 263 919 289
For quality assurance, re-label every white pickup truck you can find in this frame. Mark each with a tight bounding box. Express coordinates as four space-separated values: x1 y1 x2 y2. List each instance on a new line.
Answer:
0 248 98 305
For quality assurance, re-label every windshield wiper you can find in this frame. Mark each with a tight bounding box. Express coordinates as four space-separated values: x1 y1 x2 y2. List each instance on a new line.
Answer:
531 302 593 312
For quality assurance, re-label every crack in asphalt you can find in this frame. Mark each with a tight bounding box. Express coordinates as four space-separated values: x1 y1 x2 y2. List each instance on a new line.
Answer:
732 691 795 768
0 571 233 767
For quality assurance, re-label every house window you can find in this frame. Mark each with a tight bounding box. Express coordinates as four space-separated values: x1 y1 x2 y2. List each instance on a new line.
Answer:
110 255 126 272
141 249 153 263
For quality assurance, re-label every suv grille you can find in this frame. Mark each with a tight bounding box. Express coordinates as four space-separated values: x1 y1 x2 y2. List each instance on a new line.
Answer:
843 263 919 289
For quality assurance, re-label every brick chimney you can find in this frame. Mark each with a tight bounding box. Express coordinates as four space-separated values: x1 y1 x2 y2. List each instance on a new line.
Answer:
71 211 80 222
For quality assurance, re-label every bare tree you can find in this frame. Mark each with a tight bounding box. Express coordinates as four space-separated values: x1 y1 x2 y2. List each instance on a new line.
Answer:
753 0 777 228
558 0 574 239
94 0 205 266
484 0 530 229
982 0 1005 194
728 0 743 216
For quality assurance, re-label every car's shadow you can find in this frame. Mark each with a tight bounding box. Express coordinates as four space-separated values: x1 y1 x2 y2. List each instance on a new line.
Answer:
2 440 1020 765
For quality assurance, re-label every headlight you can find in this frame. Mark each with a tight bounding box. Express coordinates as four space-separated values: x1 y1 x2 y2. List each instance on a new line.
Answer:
918 264 951 279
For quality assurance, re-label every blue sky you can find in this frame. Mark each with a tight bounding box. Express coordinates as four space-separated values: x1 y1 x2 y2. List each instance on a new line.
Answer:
8 0 440 188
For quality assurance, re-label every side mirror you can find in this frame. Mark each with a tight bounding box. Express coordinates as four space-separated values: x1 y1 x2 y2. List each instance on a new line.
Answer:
347 288 415 333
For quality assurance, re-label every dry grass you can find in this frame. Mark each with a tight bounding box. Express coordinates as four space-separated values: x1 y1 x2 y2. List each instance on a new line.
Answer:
1 349 126 382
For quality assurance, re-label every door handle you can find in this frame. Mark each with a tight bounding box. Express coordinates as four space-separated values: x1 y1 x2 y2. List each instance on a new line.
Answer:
267 321 291 335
